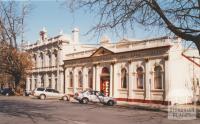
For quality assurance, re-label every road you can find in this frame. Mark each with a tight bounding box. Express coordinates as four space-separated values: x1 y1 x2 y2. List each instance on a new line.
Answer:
0 96 199 124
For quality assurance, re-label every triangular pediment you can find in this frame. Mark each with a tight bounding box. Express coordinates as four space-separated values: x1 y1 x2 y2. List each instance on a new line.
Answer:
90 47 114 57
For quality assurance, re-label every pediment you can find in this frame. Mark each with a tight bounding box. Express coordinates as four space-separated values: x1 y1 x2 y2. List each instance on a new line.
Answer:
90 47 114 57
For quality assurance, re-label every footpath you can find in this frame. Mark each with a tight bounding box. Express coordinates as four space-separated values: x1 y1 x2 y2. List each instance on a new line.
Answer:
116 101 200 118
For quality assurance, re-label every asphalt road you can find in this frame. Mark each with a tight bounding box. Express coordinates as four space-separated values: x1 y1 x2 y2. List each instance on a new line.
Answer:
0 96 199 124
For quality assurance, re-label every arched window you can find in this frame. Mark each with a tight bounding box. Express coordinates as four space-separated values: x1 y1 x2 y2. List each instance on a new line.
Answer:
121 68 127 88
137 67 144 89
154 66 162 89
53 50 58 66
55 73 57 90
47 51 51 67
69 72 73 87
40 53 44 67
54 52 58 66
35 79 37 88
88 69 93 89
55 78 57 90
48 74 52 88
33 54 37 67
78 71 83 87
102 67 109 74
30 79 32 90
41 75 44 87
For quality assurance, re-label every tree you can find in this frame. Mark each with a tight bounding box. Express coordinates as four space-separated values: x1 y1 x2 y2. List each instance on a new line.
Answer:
67 0 200 53
0 1 32 91
0 44 33 91
0 1 30 48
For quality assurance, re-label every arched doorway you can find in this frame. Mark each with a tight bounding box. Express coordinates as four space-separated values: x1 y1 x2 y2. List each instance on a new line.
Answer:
100 67 110 96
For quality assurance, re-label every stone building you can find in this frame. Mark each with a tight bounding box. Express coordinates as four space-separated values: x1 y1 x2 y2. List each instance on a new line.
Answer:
25 28 200 104
63 36 200 104
24 28 97 92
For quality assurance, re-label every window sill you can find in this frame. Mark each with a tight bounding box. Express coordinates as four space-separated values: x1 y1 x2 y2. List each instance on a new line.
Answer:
133 89 145 92
151 89 164 92
76 87 83 90
118 88 128 91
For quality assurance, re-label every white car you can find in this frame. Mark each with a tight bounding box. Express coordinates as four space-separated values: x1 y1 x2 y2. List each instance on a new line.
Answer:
74 90 117 106
32 87 69 101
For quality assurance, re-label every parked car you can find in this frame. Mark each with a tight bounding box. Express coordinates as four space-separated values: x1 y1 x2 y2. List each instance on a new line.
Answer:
74 90 117 106
1 88 15 96
32 87 70 101
0 88 3 94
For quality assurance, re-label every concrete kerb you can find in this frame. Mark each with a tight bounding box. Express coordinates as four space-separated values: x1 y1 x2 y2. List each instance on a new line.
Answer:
116 101 168 112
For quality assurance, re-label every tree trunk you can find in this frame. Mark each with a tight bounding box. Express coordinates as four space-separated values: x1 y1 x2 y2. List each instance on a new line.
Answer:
14 76 20 92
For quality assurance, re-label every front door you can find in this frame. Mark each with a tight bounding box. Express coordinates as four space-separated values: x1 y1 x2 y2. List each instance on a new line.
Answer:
100 67 110 96
100 79 110 96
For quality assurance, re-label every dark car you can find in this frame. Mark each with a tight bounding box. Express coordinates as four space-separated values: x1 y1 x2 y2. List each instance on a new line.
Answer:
1 88 15 96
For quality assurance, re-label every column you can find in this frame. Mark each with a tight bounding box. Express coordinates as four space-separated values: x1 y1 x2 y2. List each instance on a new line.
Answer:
128 61 133 99
52 53 55 66
26 76 30 91
145 59 151 100
132 62 136 98
51 73 55 89
82 67 87 90
44 73 49 87
96 65 100 91
73 68 78 93
64 69 68 93
57 50 62 66
36 53 40 68
59 71 64 93
37 75 41 88
44 52 47 67
110 64 113 97
45 52 49 67
113 63 119 98
92 65 96 90
55 73 58 90
31 75 35 90
164 57 169 101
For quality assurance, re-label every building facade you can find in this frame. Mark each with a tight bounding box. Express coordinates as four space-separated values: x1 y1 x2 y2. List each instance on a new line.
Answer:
63 37 200 104
25 28 97 93
25 28 200 104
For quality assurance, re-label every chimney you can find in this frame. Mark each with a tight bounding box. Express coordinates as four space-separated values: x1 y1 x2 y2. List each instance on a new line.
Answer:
72 28 79 44
40 27 47 42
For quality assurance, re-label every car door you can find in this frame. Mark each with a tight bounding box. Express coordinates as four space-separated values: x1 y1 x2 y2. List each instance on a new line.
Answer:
45 88 54 98
97 92 104 102
90 91 100 102
52 89 61 99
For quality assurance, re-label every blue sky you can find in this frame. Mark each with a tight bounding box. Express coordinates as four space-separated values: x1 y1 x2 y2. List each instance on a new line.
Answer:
22 0 165 44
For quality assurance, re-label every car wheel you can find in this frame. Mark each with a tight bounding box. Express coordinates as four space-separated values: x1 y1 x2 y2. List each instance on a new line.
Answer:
107 100 114 106
62 96 68 101
79 100 83 104
40 94 46 100
6 93 9 96
82 98 89 104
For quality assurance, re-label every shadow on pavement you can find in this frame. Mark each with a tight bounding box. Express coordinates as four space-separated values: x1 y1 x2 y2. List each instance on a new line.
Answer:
0 97 61 123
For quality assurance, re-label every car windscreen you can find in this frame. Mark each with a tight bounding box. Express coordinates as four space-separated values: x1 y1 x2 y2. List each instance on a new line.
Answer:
37 88 45 91
52 89 59 93
46 89 53 92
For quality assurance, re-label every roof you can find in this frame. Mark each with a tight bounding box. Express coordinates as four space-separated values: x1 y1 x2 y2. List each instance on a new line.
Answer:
90 47 114 57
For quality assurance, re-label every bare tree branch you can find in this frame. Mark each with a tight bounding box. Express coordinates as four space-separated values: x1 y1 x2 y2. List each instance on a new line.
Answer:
66 0 200 53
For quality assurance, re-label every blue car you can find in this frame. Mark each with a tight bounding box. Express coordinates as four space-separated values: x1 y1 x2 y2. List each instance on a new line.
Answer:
1 88 15 96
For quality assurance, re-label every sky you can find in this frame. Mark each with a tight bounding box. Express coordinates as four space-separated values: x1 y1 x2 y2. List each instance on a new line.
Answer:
20 0 165 45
